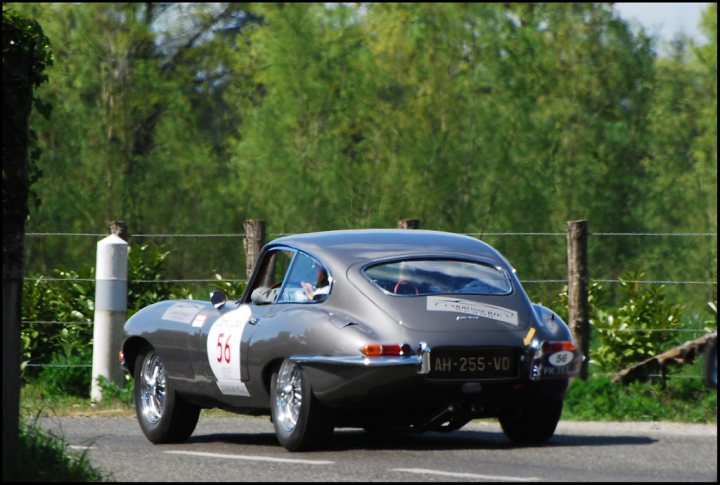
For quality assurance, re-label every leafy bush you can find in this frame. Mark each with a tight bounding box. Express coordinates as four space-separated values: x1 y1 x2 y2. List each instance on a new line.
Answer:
20 242 247 398
534 274 692 373
127 244 180 314
36 347 93 398
593 272 683 371
21 243 188 384
535 281 606 325
563 367 717 423
21 270 95 380
97 375 134 404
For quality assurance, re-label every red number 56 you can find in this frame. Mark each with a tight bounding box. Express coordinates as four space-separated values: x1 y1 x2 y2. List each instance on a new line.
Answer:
216 333 231 363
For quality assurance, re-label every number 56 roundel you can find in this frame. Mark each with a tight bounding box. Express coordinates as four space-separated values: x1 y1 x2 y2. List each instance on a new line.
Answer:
206 305 252 396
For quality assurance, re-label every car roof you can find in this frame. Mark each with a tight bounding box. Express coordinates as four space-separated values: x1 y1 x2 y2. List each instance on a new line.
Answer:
268 229 508 270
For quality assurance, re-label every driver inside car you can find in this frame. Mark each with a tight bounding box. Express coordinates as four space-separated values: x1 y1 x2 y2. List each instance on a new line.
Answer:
301 266 329 300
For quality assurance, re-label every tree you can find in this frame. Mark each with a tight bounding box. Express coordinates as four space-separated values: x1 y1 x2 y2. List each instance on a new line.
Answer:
13 3 260 279
230 3 384 232
9 2 715 315
635 4 717 306
230 3 657 293
2 7 52 480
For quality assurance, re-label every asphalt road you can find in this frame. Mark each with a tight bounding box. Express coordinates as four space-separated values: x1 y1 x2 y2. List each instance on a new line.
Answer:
36 415 716 482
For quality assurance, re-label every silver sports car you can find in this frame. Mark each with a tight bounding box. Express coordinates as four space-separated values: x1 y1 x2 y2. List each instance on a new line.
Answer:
121 229 583 451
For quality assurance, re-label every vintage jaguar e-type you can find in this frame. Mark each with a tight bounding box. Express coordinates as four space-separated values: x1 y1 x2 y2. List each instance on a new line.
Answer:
121 229 583 451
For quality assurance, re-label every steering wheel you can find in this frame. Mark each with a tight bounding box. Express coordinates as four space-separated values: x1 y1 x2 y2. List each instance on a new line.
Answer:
393 280 419 295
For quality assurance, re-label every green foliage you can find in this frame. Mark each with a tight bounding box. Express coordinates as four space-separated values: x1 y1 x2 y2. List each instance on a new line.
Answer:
534 281 607 326
21 270 95 379
10 2 715 317
20 380 133 416
21 243 192 380
20 237 249 397
37 348 93 398
593 272 683 371
10 417 106 482
1 7 53 88
97 375 134 405
127 244 177 315
2 5 53 212
563 369 717 423
11 3 244 277
10 1 718 396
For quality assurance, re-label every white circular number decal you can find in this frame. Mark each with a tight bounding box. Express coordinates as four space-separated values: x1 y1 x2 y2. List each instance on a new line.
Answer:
548 350 574 367
207 305 252 395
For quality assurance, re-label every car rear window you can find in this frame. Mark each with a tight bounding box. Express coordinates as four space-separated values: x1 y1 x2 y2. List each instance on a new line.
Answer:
363 259 513 296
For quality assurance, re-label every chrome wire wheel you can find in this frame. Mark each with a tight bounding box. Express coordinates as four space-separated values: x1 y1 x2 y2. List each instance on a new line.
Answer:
139 351 167 425
274 360 304 433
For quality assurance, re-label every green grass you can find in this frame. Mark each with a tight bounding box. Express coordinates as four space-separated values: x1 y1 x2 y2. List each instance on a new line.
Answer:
6 416 108 482
20 380 136 417
563 361 717 423
19 380 237 418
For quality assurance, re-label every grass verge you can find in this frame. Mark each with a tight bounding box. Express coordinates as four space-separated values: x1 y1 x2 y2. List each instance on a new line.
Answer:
563 362 716 423
6 416 108 482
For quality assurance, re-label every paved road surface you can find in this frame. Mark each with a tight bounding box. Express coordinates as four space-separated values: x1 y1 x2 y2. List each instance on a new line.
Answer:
36 415 716 482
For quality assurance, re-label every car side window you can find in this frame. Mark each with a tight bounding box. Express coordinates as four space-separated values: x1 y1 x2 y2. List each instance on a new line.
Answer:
248 249 294 305
276 252 331 304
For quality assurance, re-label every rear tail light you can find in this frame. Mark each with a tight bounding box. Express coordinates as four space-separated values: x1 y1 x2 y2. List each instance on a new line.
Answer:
361 343 412 357
541 341 576 352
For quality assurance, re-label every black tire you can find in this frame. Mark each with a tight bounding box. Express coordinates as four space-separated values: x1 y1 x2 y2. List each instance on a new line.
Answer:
704 336 717 388
270 359 334 451
134 350 200 443
498 398 563 445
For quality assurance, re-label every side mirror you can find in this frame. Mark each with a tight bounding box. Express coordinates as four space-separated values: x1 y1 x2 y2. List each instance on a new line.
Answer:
210 290 227 309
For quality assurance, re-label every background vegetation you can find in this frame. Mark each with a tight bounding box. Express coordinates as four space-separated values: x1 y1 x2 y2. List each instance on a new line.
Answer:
7 2 715 310
6 4 715 482
8 0 716 411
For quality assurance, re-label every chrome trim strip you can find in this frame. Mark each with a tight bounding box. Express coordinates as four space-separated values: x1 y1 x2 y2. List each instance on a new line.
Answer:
289 355 422 367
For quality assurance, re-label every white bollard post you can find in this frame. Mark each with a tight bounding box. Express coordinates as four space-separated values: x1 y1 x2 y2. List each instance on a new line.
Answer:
90 232 129 402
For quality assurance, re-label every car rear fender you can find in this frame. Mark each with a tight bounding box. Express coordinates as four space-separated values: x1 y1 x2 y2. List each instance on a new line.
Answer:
121 335 152 377
123 300 214 382
528 304 584 380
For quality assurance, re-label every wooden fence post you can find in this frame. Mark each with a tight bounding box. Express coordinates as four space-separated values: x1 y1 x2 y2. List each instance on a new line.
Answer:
110 220 129 241
244 219 266 278
398 219 422 229
567 220 589 379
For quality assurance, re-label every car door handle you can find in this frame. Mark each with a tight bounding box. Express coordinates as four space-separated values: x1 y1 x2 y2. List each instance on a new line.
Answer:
248 317 259 325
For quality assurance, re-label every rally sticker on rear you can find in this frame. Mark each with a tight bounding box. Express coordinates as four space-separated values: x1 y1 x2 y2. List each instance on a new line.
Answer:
426 296 519 326
207 305 252 397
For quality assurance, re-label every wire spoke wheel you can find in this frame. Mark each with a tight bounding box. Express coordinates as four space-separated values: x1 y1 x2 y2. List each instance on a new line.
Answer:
139 351 167 424
271 359 335 451
133 349 200 443
274 360 304 433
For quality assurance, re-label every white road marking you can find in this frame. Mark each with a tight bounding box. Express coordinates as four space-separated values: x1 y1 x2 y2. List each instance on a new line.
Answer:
69 445 96 450
164 450 334 465
392 467 541 482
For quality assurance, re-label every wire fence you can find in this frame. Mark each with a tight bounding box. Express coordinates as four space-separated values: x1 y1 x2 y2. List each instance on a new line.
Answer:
23 230 719 286
21 230 717 373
